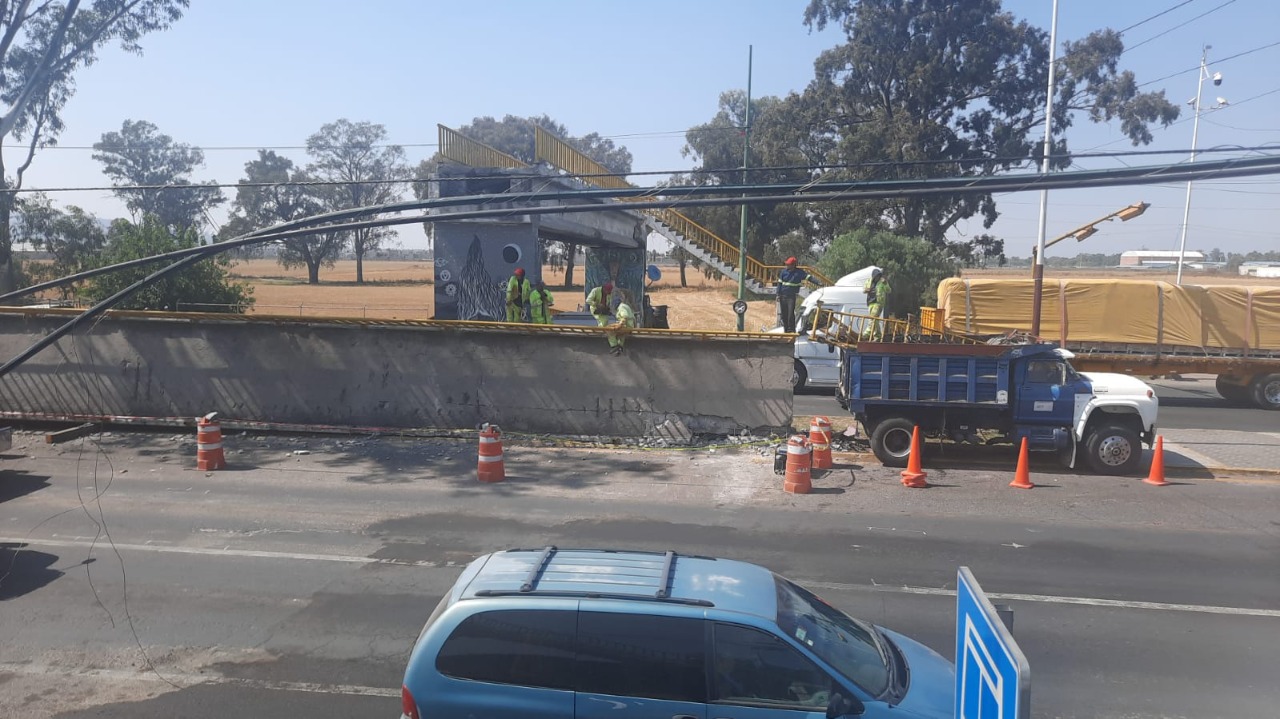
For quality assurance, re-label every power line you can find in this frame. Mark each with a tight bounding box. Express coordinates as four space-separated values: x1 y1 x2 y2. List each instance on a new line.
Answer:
1121 0 1238 55
1116 0 1200 35
1138 39 1280 89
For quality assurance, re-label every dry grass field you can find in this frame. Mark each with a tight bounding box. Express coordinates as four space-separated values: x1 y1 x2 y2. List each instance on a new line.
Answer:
227 259 1276 329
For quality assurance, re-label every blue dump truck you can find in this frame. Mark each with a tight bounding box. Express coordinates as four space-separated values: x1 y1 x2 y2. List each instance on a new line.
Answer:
839 342 1160 475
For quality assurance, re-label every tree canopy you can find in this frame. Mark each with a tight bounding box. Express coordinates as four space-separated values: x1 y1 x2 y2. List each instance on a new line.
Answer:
92 119 224 233
818 228 959 312
0 0 189 291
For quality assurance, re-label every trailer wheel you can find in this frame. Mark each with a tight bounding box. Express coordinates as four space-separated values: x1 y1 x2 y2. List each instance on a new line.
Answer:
1084 424 1143 476
871 417 916 468
1215 375 1250 404
792 360 808 392
1251 374 1280 411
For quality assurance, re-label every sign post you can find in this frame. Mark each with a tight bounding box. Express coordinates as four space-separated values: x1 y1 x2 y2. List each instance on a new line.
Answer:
956 567 1030 719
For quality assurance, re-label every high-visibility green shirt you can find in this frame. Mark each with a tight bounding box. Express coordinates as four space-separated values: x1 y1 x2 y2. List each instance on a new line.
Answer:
530 287 554 316
615 302 636 327
587 286 612 315
506 276 531 305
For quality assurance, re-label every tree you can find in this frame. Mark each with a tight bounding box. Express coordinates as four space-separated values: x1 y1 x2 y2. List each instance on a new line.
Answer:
82 217 253 312
13 192 106 297
818 228 958 312
304 119 407 283
413 115 634 288
220 150 338 284
0 1 189 291
92 119 224 234
799 0 1180 246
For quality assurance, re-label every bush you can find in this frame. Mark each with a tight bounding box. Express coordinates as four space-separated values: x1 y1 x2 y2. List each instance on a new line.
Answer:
817 228 959 314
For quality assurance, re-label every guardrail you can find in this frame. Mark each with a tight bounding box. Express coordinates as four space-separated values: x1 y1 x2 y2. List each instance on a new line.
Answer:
438 124 529 169
809 307 984 349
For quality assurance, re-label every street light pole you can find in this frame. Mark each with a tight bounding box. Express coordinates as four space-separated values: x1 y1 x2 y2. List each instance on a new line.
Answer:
1175 46 1210 286
736 45 753 332
1031 0 1059 337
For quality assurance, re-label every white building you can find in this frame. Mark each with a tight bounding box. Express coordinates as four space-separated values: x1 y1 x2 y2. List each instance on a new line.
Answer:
1119 250 1204 267
1239 261 1280 277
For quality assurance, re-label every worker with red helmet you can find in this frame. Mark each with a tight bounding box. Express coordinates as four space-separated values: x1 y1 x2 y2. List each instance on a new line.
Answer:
506 267 531 323
586 280 615 327
777 257 820 333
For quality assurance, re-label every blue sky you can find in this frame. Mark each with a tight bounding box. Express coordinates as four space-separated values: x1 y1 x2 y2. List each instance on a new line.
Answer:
8 0 1280 257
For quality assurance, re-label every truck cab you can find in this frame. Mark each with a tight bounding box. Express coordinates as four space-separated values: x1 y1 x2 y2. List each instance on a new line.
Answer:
769 266 879 391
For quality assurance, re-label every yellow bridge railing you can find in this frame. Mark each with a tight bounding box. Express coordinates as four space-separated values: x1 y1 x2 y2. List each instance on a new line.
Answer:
533 126 832 290
808 307 984 350
438 124 529 170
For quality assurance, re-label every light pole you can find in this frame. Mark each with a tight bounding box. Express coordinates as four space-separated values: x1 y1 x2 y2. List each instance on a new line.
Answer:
1031 0 1060 337
1175 45 1226 285
1029 202 1150 274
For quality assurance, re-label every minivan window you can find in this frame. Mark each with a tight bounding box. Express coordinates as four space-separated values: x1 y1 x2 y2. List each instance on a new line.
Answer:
576 612 706 703
712 622 832 709
775 578 890 695
436 609 575 690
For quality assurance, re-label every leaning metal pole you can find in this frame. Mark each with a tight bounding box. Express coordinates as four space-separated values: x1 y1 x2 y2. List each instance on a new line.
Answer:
1031 0 1059 337
736 45 753 332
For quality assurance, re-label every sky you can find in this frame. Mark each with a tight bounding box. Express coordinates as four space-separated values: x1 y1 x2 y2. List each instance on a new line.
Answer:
6 0 1280 260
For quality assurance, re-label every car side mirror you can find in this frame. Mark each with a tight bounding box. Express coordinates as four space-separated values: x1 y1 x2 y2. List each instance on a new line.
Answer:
826 692 864 718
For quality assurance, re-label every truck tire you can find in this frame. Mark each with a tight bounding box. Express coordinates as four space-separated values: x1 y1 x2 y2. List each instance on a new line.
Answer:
1084 424 1143 476
871 417 916 468
792 360 808 392
1215 375 1250 403
1251 374 1280 411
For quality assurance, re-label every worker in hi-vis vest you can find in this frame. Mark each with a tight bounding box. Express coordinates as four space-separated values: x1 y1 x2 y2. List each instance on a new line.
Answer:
505 267 531 323
607 292 637 355
776 256 820 333
529 280 555 325
586 281 614 327
861 267 891 340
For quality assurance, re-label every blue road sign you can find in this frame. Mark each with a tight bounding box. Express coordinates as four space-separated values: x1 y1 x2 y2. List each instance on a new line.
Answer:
956 567 1030 719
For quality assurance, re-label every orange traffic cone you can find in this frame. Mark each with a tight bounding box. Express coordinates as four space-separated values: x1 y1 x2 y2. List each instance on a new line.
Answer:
1010 437 1034 489
477 423 505 483
195 412 226 471
809 416 833 470
783 435 813 494
900 426 929 488
1144 435 1169 486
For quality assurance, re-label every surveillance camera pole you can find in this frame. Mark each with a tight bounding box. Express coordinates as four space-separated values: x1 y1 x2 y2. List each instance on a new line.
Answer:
1175 46 1210 286
1031 0 1059 337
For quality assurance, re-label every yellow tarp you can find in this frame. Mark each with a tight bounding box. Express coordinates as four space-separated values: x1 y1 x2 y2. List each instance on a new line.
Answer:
936 278 1280 351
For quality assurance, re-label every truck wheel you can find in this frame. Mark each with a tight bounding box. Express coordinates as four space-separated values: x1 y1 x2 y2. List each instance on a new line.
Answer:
871 417 916 468
1085 424 1143 476
1251 374 1280 411
792 360 808 392
1215 375 1249 403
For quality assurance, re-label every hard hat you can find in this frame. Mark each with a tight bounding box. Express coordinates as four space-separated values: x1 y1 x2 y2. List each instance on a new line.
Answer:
514 268 525 277
603 281 613 292
785 256 797 265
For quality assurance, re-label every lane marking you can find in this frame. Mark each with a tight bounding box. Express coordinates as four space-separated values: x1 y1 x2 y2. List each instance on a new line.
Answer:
0 536 440 568
804 580 1280 618
6 536 1274 618
0 663 398 698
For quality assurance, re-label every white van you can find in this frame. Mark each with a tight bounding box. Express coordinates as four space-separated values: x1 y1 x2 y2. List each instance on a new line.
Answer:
768 266 881 391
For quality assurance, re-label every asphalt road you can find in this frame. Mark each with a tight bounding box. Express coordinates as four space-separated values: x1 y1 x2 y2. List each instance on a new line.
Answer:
1 433 1277 718
796 374 1279 431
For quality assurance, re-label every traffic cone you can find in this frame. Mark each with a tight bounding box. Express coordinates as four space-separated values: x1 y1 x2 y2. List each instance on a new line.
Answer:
1143 435 1169 486
900 426 929 488
195 412 226 471
477 423 505 483
1010 437 1034 489
783 435 813 494
809 416 833 470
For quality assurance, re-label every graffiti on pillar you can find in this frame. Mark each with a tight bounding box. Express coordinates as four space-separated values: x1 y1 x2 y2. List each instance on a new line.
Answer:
585 247 645 312
457 236 505 321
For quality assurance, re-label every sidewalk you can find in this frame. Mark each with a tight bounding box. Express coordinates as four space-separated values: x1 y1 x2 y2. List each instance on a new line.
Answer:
1161 428 1280 476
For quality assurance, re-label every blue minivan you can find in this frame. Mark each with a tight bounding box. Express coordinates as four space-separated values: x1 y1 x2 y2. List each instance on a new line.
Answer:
400 548 953 719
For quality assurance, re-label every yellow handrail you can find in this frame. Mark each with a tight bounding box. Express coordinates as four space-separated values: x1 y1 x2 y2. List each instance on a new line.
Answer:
438 124 529 169
533 127 827 291
808 308 983 349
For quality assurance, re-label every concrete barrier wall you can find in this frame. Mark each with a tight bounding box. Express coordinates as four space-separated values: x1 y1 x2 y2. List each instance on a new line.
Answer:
0 310 794 438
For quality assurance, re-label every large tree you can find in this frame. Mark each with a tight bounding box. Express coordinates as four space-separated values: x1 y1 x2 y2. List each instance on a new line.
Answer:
0 0 189 291
413 114 634 288
13 192 106 297
304 119 407 283
92 119 224 233
220 150 338 284
799 0 1180 246
818 227 958 312
83 217 253 312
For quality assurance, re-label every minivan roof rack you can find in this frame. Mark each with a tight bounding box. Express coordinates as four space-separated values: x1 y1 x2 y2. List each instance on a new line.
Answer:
481 547 716 607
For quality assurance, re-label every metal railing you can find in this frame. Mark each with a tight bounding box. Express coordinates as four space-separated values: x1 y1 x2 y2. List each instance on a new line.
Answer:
808 307 985 350
438 124 529 169
532 127 832 290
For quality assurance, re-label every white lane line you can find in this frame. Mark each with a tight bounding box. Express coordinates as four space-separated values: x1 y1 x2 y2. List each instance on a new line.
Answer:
7 536 1274 619
804 580 1280 618
0 536 440 568
0 663 399 698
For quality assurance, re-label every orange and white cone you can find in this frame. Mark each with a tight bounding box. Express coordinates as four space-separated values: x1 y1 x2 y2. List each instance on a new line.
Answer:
477 423 505 483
